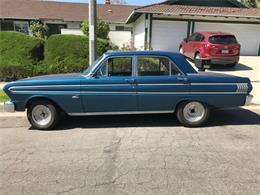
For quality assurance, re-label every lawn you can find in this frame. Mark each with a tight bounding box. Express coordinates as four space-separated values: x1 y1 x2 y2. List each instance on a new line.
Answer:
0 90 9 103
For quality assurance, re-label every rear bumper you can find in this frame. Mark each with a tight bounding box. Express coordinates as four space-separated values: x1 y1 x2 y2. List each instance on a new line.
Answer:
244 95 253 106
3 101 15 113
202 56 239 65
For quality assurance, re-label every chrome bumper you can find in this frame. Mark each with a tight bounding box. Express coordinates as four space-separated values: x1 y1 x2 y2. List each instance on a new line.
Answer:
3 101 15 113
245 95 253 106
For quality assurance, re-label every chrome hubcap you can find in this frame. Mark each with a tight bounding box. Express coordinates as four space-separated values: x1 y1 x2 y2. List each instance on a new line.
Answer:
183 102 205 123
32 105 52 126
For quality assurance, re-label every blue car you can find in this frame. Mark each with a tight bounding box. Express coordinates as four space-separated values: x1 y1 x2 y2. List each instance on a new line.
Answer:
3 51 253 130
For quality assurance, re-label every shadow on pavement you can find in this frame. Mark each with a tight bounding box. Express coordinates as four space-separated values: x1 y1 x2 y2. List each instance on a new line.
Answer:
53 108 259 130
209 63 253 72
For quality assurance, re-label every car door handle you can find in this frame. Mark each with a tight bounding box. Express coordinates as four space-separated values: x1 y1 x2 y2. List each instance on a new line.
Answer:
177 77 188 83
125 79 136 84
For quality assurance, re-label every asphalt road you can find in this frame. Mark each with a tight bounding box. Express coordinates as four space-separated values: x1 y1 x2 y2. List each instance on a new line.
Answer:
0 107 260 195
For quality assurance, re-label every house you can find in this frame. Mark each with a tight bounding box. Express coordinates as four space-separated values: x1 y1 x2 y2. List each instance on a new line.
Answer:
0 0 138 47
127 0 260 55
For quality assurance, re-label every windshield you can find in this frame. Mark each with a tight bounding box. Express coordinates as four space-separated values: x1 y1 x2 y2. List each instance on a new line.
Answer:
83 55 104 75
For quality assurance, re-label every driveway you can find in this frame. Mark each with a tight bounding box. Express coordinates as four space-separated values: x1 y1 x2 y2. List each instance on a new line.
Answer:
0 107 259 194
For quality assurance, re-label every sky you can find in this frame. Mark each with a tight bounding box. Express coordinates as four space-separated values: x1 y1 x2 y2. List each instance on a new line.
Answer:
49 0 164 6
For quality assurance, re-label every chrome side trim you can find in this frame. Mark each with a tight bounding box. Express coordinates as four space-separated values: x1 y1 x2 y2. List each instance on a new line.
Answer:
68 110 174 116
9 83 249 91
3 101 15 113
9 90 248 95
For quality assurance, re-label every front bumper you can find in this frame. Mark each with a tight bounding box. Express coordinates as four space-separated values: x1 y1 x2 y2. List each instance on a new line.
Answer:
244 95 253 106
3 101 15 113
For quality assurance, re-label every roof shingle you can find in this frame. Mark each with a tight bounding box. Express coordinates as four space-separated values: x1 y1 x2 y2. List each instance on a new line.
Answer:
0 0 138 23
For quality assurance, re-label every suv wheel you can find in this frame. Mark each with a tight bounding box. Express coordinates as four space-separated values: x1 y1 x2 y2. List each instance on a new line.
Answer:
179 46 184 54
27 100 59 130
177 101 210 127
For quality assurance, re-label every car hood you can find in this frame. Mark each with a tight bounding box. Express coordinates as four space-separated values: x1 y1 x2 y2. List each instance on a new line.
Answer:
3 73 84 93
20 73 83 81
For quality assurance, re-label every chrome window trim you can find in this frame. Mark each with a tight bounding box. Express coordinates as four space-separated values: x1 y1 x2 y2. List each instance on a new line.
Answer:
135 55 184 77
91 56 134 78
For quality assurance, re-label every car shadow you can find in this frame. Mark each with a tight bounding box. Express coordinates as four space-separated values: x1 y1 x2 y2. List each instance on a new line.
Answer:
209 63 253 72
51 107 259 131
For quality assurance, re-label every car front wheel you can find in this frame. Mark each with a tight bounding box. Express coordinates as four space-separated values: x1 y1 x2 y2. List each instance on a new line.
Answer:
176 101 210 127
27 100 59 130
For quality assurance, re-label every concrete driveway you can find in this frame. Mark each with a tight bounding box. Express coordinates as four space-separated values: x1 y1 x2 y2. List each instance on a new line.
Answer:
0 107 259 194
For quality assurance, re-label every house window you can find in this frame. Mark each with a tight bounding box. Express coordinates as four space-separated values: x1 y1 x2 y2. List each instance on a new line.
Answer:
115 26 132 31
14 21 29 34
0 21 14 31
0 20 29 34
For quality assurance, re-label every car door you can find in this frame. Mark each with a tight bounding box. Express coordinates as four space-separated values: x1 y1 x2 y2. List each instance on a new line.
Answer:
191 33 204 58
135 55 190 112
81 56 138 113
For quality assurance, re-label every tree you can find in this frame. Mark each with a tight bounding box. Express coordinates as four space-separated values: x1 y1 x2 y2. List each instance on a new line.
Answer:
81 18 110 40
111 0 127 4
242 0 257 8
29 21 48 40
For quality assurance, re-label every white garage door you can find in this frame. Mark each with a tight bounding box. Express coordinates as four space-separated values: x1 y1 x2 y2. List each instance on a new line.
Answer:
151 20 188 52
194 22 260 55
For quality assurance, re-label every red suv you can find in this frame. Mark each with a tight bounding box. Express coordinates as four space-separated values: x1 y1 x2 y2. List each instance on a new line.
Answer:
180 32 240 68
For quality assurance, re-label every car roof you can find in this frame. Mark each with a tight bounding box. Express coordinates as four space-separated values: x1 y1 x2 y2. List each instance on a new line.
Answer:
195 31 235 36
105 50 181 57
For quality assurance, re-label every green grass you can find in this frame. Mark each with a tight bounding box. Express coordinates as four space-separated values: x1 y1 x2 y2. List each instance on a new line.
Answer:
0 90 9 103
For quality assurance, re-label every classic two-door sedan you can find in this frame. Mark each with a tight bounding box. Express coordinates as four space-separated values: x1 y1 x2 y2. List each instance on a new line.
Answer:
3 51 253 130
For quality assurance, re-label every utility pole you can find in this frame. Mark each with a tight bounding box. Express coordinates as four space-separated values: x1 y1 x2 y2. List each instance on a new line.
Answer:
89 0 97 66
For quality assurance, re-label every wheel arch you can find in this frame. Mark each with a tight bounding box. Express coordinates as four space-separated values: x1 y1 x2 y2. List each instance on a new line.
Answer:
25 96 65 113
174 99 213 112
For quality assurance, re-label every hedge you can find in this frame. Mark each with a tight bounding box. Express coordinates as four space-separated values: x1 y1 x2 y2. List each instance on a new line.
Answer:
0 31 43 81
42 34 110 74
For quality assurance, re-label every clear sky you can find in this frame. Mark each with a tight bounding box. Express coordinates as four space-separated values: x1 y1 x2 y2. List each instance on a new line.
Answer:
49 0 164 6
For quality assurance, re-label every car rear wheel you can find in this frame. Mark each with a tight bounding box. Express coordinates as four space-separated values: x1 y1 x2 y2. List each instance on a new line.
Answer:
27 100 59 130
176 101 210 127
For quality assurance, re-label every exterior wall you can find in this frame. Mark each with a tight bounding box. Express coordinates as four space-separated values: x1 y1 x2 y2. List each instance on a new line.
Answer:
61 28 84 35
108 31 132 48
133 14 145 49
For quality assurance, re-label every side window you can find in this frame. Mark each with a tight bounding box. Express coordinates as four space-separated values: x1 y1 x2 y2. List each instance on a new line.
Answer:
194 34 204 42
97 57 132 77
188 33 197 41
137 56 181 76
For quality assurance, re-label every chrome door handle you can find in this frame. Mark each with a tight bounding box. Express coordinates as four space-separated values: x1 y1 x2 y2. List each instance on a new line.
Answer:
125 79 136 84
177 77 188 83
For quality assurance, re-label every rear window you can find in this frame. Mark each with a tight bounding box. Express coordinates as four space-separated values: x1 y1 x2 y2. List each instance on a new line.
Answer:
208 35 237 44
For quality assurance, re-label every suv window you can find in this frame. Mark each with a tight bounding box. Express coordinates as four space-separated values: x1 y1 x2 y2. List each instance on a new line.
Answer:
188 33 197 41
137 56 181 76
98 57 132 77
208 35 237 44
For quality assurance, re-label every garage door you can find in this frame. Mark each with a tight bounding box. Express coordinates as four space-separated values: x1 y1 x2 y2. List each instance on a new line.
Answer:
194 22 260 56
151 20 188 52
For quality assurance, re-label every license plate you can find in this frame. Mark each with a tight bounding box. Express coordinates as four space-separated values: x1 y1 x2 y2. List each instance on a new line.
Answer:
222 49 229 54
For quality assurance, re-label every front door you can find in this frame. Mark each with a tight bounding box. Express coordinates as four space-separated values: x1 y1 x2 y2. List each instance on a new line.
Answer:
81 56 137 113
135 56 190 111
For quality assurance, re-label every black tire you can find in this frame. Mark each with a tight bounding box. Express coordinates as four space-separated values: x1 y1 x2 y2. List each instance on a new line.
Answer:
27 100 59 130
176 101 210 127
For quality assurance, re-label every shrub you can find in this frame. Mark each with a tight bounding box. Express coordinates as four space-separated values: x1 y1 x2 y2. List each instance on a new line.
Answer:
0 31 43 81
42 34 109 74
81 18 110 39
30 20 48 40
